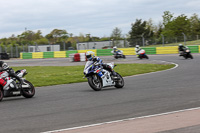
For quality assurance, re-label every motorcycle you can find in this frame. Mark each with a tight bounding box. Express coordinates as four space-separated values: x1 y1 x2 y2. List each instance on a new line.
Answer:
180 47 193 59
137 49 149 59
0 69 35 101
111 50 126 59
83 61 124 91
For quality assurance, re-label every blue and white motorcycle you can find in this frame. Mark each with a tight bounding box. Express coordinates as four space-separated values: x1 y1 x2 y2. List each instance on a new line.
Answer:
111 50 126 59
83 61 124 91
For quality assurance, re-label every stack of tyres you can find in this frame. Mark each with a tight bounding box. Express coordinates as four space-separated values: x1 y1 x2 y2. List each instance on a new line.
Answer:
74 53 80 62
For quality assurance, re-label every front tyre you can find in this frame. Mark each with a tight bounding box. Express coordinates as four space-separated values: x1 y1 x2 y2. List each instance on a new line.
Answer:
189 54 193 59
88 74 102 91
114 73 124 88
0 88 3 101
21 80 35 98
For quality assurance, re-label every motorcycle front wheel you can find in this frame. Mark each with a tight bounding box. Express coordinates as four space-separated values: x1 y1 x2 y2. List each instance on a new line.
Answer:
0 88 3 101
88 74 102 91
21 80 35 98
145 55 149 59
114 73 124 88
189 54 193 59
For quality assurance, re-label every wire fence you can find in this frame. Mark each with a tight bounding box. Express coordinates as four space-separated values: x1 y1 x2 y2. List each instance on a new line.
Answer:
128 34 200 47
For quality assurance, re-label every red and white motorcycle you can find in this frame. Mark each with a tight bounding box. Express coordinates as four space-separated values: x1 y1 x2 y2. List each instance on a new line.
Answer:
137 49 149 59
0 69 35 101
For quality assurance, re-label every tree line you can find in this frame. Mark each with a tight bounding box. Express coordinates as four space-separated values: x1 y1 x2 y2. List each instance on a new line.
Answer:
0 11 200 49
129 11 200 46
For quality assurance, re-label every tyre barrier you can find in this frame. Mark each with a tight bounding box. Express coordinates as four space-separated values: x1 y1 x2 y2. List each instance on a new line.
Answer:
69 53 87 62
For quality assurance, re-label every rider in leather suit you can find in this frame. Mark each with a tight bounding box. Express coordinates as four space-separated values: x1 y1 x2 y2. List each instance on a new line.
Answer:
86 51 118 79
0 61 22 91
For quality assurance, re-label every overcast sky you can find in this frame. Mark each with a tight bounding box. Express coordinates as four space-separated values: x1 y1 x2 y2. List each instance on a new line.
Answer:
0 0 200 38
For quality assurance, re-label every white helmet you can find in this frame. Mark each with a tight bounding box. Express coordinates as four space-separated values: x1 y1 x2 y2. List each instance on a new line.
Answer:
0 61 9 70
86 51 95 61
136 45 140 48
179 44 183 46
113 46 117 50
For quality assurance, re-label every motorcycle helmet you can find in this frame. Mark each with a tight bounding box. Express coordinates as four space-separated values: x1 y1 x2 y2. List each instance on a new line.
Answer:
113 46 117 51
86 51 95 61
179 44 183 46
136 45 140 48
0 61 9 70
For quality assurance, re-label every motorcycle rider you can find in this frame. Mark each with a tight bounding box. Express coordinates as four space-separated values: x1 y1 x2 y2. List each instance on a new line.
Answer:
178 44 186 56
86 51 118 79
135 45 142 55
0 61 22 91
111 46 119 55
113 46 118 53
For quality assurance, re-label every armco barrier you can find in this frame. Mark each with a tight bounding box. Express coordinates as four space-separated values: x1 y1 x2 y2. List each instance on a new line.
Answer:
54 51 66 58
199 45 200 53
32 52 43 59
156 46 178 54
118 48 135 55
22 53 32 59
143 47 156 55
20 45 200 59
97 49 113 56
43 52 54 58
188 46 199 53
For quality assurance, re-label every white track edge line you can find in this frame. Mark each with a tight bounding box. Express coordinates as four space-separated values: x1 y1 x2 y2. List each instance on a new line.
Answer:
124 60 179 78
41 106 200 133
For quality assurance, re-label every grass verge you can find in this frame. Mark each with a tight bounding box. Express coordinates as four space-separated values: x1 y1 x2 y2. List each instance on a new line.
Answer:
12 63 175 87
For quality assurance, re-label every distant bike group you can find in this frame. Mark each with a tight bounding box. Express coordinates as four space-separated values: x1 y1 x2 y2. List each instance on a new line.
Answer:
111 45 149 60
111 44 193 60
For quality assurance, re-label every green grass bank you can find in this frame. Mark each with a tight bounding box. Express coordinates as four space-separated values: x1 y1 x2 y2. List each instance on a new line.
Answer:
13 64 175 87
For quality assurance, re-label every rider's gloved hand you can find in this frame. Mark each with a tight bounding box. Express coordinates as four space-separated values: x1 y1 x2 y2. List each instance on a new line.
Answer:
94 62 100 66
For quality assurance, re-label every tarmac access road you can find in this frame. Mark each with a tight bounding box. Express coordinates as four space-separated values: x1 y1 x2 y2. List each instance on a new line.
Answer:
1 54 200 133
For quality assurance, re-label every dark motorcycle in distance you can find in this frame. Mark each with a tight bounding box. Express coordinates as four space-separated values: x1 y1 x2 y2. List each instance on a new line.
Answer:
180 47 193 59
137 49 149 59
83 61 124 91
0 69 35 101
111 50 126 59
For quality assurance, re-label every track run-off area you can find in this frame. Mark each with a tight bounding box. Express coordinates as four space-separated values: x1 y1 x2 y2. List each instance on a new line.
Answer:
1 54 200 133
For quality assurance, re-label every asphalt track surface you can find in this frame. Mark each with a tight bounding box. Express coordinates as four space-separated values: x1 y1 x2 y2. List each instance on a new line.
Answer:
1 54 200 133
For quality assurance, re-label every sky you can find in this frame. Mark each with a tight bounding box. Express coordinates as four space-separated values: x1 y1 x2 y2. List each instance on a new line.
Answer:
0 0 200 38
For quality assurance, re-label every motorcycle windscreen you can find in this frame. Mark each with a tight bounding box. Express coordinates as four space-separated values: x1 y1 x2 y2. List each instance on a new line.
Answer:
84 61 94 74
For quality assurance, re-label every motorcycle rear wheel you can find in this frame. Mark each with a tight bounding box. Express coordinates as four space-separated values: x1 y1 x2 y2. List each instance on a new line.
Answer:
114 73 124 88
88 75 102 91
21 80 35 98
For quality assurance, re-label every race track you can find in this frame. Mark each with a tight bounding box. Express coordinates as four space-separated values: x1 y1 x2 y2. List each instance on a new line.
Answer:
0 54 200 133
